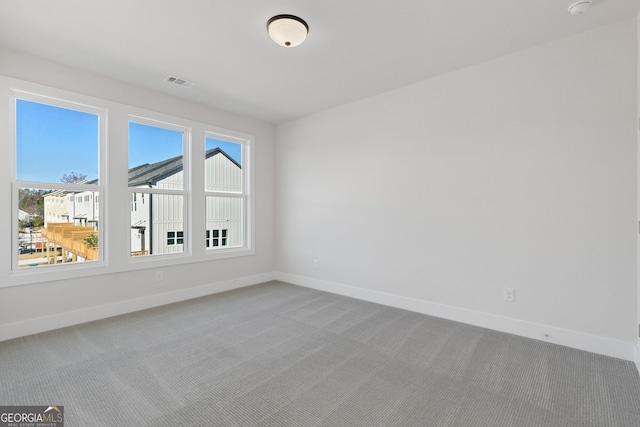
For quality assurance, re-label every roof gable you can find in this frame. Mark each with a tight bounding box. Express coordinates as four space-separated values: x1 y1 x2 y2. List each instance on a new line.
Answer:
128 147 240 187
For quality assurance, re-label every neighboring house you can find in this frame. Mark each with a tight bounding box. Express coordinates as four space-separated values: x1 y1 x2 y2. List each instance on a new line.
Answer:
44 148 241 256
43 192 65 224
18 209 33 223
44 189 98 227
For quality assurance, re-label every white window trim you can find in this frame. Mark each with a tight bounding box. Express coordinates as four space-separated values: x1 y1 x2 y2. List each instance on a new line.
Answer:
127 115 191 262
0 76 255 288
9 89 107 277
204 130 251 254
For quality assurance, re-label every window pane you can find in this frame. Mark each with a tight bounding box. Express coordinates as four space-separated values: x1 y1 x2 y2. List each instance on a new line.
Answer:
206 196 242 249
205 137 242 192
16 100 99 184
131 193 184 256
18 187 100 268
129 122 184 190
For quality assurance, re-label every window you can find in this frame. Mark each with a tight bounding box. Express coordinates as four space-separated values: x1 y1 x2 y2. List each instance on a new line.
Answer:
207 229 228 247
166 231 184 246
129 120 187 257
4 77 253 286
13 95 103 270
205 135 246 251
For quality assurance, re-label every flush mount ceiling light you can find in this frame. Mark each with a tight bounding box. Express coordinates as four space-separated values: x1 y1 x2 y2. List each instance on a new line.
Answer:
267 14 308 48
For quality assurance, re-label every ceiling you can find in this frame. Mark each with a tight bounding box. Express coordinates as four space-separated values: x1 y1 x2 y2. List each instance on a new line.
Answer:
1 0 639 124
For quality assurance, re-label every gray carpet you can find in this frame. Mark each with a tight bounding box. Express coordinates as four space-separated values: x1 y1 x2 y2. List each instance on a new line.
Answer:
1 281 639 426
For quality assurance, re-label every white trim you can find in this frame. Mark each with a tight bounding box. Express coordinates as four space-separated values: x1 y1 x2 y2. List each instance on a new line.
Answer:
0 272 275 342
635 343 640 374
11 92 107 274
1 75 256 287
275 272 635 361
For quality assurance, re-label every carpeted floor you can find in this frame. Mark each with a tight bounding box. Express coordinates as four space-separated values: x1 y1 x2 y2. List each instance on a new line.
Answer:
1 281 639 426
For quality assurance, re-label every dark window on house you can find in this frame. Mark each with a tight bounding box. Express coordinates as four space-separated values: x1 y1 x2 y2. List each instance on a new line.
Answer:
209 229 228 247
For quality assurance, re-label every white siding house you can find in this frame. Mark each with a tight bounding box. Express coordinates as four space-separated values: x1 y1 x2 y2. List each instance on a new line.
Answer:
18 210 31 223
129 148 242 255
205 150 243 250
44 148 241 257
44 192 68 225
44 190 99 228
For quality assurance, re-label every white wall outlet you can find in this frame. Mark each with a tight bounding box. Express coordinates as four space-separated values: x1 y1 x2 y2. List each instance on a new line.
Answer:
313 259 319 269
156 271 164 281
503 287 514 302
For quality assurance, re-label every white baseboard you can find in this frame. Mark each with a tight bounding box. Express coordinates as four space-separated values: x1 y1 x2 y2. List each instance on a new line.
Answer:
4 270 634 363
0 272 276 342
275 272 635 362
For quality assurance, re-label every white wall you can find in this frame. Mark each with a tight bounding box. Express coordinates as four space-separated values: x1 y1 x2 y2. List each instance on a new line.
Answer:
0 46 276 338
1 19 637 361
276 19 638 359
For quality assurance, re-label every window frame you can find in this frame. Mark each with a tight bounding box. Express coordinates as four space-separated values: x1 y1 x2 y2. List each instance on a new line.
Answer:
0 76 255 288
127 115 190 261
10 89 107 275
204 131 251 255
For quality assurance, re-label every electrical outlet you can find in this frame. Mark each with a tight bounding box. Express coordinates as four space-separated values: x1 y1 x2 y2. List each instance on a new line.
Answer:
313 259 319 269
503 287 514 302
156 271 164 281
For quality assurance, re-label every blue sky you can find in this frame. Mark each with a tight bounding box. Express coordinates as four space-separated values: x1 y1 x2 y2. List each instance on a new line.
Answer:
16 100 242 183
128 122 242 167
16 99 99 182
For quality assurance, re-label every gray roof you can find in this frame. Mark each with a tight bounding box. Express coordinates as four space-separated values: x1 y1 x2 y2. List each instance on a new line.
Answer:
128 148 239 187
44 148 239 196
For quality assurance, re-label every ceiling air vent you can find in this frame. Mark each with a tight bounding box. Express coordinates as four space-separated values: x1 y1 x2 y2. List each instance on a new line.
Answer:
165 75 194 88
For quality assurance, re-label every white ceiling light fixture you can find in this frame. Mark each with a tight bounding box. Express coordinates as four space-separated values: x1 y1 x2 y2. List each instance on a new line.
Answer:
568 0 592 15
267 14 309 48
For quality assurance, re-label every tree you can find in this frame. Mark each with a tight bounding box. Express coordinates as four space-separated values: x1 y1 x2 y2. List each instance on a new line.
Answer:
18 188 48 216
84 233 98 249
61 171 87 183
32 216 43 228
